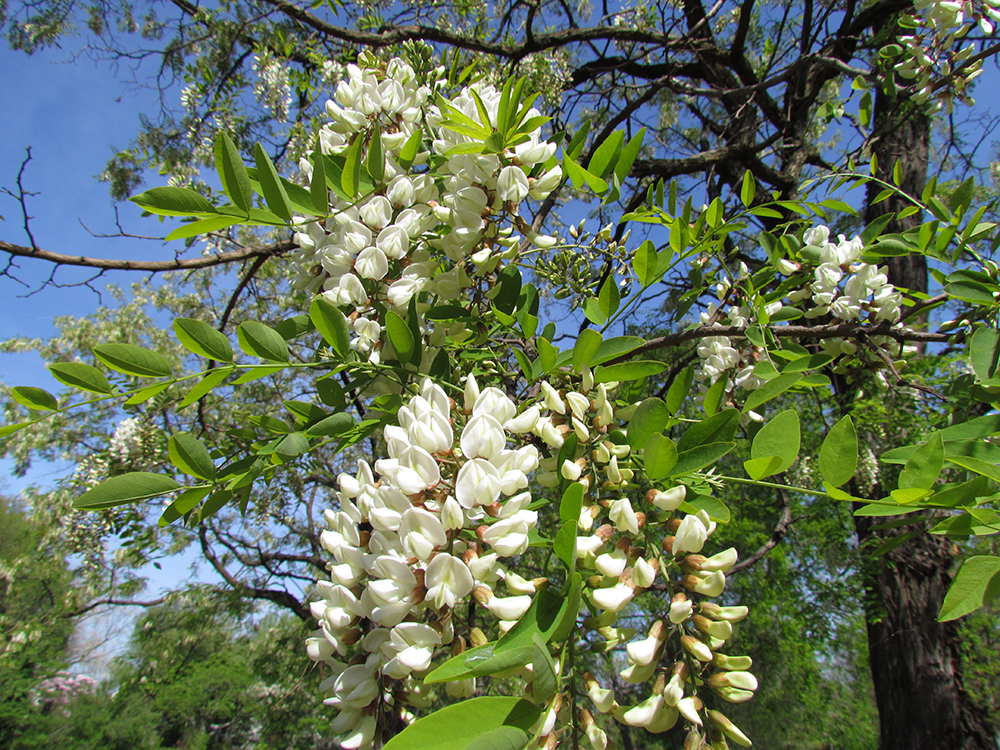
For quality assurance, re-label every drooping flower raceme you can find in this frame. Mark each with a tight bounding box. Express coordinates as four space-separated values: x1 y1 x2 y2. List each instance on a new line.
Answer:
288 55 562 392
692 226 909 412
308 378 550 747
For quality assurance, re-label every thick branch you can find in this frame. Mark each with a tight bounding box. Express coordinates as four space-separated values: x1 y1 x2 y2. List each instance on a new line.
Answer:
199 526 310 620
0 239 295 273
258 0 687 60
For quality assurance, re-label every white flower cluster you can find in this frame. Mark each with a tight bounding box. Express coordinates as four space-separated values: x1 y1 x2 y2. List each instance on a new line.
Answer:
494 370 758 744
307 377 552 750
252 52 293 122
290 56 562 374
693 226 909 408
109 417 152 467
894 0 991 114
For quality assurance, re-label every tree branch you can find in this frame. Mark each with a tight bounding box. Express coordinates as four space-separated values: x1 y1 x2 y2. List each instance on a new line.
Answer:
0 238 296 273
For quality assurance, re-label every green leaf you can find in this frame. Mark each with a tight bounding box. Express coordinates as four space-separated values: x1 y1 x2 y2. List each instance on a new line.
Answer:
553 520 577 571
899 432 944 490
591 336 645 366
165 215 243 240
173 318 233 362
947 455 1000 483
613 128 645 183
179 368 230 408
232 365 286 384
0 422 30 438
367 125 385 182
859 91 872 127
274 314 314 341
970 329 1000 385
573 329 603 371
382 698 540 750
678 409 739 451
582 297 607 325
253 143 293 221
634 240 658 287
168 433 217 481
818 415 858 487
531 633 558 703
386 310 415 364
598 276 621 318
464 726 531 750
594 361 666 383
74 472 182 510
666 366 695 415
627 398 669 450
12 386 58 411
494 265 522 316
750 409 800 475
309 296 351 357
740 171 756 206
671 442 736 477
702 376 727 418
93 344 172 378
49 362 113 394
130 186 218 217
644 433 678 481
397 129 423 170
215 131 253 215
742 372 801 413
588 130 624 179
426 586 575 683
304 412 356 438
744 456 783 481
158 486 211 527
237 321 290 362
939 556 1000 621
310 137 329 213
342 134 364 198
560 482 585 523
680 493 731 523
275 432 310 459
124 382 169 405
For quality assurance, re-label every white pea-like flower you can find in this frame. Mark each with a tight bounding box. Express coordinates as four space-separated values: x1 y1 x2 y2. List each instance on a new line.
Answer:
673 514 709 555
425 553 475 609
497 165 530 202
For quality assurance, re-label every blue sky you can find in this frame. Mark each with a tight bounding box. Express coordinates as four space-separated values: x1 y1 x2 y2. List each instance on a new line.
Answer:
0 45 169 379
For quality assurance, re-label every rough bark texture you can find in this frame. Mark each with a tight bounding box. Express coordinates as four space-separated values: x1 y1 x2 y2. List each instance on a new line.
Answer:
855 81 995 750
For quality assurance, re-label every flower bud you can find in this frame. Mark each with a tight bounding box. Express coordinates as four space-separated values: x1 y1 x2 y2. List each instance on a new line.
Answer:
712 653 753 671
707 710 752 747
708 671 758 692
676 696 703 726
680 635 713 662
585 672 616 713
700 603 749 623
693 615 733 641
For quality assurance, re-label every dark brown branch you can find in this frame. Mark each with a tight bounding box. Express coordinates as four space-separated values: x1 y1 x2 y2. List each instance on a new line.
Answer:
0 238 296 273
729 488 795 574
199 525 310 620
258 0 689 60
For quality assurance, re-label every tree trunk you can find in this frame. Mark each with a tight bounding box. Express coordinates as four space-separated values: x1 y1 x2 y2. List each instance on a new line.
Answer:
855 80 994 750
